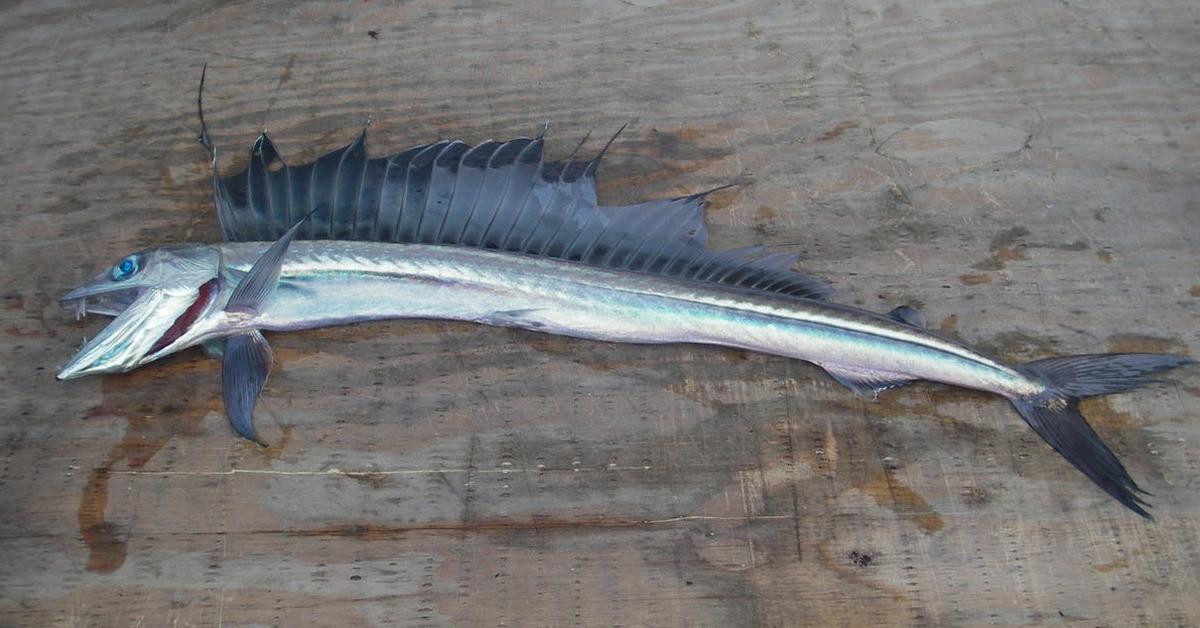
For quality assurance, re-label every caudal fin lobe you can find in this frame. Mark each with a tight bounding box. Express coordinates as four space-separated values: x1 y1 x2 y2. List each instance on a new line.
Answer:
1013 353 1192 518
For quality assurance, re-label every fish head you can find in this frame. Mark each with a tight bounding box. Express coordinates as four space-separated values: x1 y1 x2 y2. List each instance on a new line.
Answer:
57 244 224 379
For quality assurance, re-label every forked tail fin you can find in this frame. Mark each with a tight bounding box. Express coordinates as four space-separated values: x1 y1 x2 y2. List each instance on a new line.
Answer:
1013 353 1192 518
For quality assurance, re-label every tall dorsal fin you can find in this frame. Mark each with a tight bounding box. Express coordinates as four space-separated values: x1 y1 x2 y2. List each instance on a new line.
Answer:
208 127 833 301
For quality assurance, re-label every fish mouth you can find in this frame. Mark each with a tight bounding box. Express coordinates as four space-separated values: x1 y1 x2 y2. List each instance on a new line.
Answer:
57 244 224 380
57 286 165 380
60 283 144 319
57 279 222 380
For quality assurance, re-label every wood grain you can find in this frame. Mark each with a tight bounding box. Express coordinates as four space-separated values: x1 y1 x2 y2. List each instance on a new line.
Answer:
1 0 1198 626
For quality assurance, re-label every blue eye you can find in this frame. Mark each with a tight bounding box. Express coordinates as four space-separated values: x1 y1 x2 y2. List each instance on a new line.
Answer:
111 256 139 281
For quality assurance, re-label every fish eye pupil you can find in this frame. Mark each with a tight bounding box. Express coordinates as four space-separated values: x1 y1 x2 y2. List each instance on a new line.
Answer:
112 256 137 280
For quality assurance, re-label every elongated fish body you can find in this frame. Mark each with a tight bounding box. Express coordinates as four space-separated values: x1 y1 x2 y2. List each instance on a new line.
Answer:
57 73 1192 518
212 241 1040 400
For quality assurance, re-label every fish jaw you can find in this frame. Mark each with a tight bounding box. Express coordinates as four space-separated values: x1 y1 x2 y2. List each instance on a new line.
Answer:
57 287 191 379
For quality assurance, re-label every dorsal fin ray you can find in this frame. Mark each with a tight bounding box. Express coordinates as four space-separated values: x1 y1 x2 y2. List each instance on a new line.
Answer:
212 129 833 301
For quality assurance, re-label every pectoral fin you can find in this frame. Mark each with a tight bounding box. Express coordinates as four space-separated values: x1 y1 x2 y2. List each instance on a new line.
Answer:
225 210 313 314
222 330 273 445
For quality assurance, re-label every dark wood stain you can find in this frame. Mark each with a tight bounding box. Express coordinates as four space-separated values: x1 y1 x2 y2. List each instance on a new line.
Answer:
858 470 945 534
1106 334 1187 355
938 314 960 338
78 355 222 573
814 121 858 143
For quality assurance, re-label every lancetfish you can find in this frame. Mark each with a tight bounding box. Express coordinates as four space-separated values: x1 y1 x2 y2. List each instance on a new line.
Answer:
58 71 1191 518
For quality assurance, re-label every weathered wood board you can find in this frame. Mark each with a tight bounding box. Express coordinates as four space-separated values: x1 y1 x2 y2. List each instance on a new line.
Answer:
2 0 1198 625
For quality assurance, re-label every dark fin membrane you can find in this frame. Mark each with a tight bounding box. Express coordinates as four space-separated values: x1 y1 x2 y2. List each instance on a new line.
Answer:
210 128 833 301
1014 353 1193 518
222 330 273 445
1024 353 1192 398
887 305 926 327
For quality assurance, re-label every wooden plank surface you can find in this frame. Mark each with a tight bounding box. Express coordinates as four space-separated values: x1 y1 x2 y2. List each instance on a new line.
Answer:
2 0 1198 625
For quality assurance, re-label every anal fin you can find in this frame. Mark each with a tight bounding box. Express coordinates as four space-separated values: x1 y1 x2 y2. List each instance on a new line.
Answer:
480 308 547 329
820 364 916 399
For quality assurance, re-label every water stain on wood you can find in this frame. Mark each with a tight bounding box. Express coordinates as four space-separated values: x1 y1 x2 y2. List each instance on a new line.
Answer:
1078 397 1137 431
959 273 992 285
1106 333 1187 355
5 324 49 338
753 205 782 222
972 227 1030 271
78 467 125 574
975 330 1060 361
602 127 736 198
815 121 858 143
971 227 1089 271
251 426 293 463
826 386 995 438
753 206 779 236
858 470 945 534
938 314 959 338
78 355 221 573
972 247 1026 271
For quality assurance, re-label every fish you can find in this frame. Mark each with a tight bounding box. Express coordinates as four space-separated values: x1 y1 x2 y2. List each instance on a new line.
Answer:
57 70 1190 518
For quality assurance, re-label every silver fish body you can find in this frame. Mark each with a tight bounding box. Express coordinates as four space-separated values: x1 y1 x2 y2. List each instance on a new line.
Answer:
203 241 1043 400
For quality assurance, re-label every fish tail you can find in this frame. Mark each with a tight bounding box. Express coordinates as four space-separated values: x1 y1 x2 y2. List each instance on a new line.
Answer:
1011 353 1192 518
